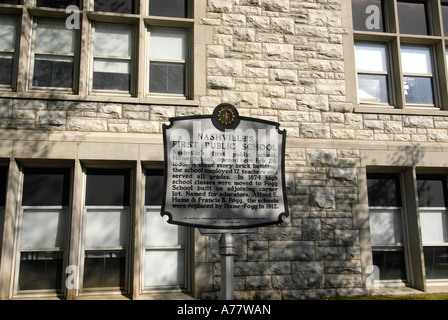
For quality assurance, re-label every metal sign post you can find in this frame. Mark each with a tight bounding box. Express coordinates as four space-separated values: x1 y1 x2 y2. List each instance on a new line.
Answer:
163 104 288 300
220 233 236 300
200 228 254 300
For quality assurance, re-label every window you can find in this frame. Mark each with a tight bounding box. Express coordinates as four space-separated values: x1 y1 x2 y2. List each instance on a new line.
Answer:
397 1 428 35
442 4 448 36
148 0 188 18
94 0 135 14
143 169 188 289
351 0 448 111
82 168 130 290
31 18 77 90
352 0 385 32
365 170 448 287
0 0 198 102
92 23 134 93
148 27 188 96
36 0 79 9
417 175 448 280
355 42 390 104
0 15 17 88
0 162 192 298
0 0 21 4
16 167 71 292
401 45 434 106
367 173 408 281
0 166 8 264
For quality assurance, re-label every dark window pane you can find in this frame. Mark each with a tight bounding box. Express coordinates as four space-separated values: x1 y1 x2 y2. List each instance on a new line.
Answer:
145 169 164 205
424 247 448 279
442 5 448 36
85 168 130 206
22 167 71 206
351 0 384 32
0 0 21 4
149 62 185 95
94 0 135 14
0 166 8 206
83 251 126 288
397 1 428 35
417 175 448 207
93 71 130 92
33 57 74 88
36 0 79 8
18 252 63 291
403 76 434 105
0 166 5 261
0 56 13 86
367 173 402 207
148 0 187 18
372 249 407 280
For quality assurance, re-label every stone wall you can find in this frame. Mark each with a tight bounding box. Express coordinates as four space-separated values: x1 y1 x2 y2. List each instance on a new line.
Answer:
199 143 364 300
1 99 447 143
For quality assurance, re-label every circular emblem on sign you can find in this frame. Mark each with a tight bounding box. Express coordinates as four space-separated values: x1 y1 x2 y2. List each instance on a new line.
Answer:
212 104 240 131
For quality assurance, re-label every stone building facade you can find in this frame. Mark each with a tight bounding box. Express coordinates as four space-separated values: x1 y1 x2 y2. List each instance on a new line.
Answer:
0 0 447 300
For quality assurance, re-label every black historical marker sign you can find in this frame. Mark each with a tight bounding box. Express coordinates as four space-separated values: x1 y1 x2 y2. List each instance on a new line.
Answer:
161 104 289 229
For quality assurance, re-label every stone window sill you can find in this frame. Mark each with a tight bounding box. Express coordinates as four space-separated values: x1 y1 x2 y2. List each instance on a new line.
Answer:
354 106 448 117
0 91 200 107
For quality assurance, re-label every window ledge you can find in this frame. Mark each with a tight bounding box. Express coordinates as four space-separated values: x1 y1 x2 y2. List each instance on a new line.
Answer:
0 92 199 107
354 106 448 116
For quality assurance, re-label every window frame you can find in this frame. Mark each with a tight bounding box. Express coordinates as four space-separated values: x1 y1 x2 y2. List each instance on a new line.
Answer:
400 44 437 108
143 205 189 290
81 206 130 291
79 166 133 294
0 0 202 105
89 20 137 96
361 166 448 290
146 25 190 99
13 165 73 296
367 172 412 284
0 13 20 92
355 41 393 106
28 16 79 93
347 0 448 115
0 165 8 264
141 167 190 292
416 174 448 281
